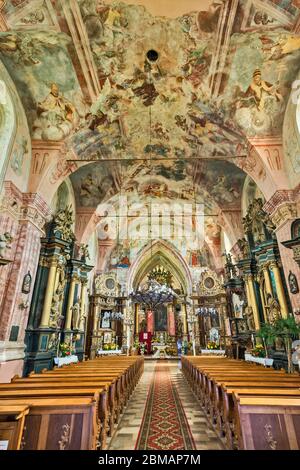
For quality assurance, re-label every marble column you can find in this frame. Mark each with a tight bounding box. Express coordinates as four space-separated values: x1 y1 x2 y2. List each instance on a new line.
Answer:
167 304 175 336
258 277 268 323
134 303 139 335
93 303 99 333
263 266 273 296
270 262 289 318
246 275 261 330
65 275 77 330
79 280 88 331
39 261 58 328
183 303 188 338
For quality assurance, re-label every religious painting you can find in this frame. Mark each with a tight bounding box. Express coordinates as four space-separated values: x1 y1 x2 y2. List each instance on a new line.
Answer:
155 305 168 332
291 219 300 239
22 270 32 294
103 331 112 344
288 271 299 294
101 311 111 329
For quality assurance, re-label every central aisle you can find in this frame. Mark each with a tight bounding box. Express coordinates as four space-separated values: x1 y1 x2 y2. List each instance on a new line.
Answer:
108 360 224 450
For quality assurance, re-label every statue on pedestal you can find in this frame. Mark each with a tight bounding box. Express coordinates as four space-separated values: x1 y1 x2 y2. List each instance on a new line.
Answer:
79 307 87 331
71 301 81 330
266 294 281 324
244 306 255 331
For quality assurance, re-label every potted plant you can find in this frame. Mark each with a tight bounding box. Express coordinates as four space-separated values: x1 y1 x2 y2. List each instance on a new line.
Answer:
273 316 300 374
257 317 300 373
256 323 276 358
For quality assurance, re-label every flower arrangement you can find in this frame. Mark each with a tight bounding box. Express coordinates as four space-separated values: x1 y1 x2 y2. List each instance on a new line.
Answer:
251 344 266 358
207 341 219 350
103 343 117 351
139 342 146 355
59 342 73 357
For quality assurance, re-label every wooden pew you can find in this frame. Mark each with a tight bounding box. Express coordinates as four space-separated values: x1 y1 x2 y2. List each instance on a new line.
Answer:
213 379 300 437
0 356 144 449
0 398 98 450
182 356 300 450
0 388 108 449
233 394 300 450
0 405 29 450
221 386 300 449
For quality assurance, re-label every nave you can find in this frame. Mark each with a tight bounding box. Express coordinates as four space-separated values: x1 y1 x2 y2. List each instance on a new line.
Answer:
1 354 300 451
1 0 300 454
109 360 223 451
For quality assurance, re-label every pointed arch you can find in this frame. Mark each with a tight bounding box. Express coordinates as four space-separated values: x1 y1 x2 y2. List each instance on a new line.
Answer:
127 239 193 295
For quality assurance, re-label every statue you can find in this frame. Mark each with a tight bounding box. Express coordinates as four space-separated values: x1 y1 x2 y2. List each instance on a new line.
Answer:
288 271 299 294
237 238 250 258
33 83 78 141
266 294 281 324
48 332 58 351
244 306 255 331
176 317 183 338
243 198 275 244
79 306 87 331
49 269 66 328
71 302 81 330
225 252 233 265
0 232 13 258
53 206 75 241
79 243 90 262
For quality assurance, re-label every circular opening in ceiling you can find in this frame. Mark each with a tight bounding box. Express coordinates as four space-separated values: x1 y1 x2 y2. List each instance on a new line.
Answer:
146 49 159 62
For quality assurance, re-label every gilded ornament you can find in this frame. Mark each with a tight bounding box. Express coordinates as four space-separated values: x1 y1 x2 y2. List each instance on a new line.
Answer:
53 206 75 241
58 424 71 450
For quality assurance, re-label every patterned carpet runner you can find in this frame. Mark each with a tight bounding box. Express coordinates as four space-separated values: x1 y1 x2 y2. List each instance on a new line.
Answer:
135 362 195 450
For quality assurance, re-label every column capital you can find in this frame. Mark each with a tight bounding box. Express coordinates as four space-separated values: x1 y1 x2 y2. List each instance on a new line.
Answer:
0 181 51 233
263 189 298 230
269 261 281 271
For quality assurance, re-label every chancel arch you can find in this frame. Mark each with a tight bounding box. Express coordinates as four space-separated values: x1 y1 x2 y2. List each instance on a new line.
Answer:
128 239 192 296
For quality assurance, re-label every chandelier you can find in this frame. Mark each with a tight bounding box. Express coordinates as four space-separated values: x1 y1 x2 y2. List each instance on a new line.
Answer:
148 265 173 286
129 279 177 310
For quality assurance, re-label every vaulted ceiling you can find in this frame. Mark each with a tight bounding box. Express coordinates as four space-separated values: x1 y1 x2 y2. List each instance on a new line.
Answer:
1 0 299 237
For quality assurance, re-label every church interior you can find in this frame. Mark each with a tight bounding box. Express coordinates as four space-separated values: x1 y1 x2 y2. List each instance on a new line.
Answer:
0 0 300 452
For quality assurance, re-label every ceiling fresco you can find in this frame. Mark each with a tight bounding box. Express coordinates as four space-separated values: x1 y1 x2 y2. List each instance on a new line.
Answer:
73 0 246 161
0 30 88 137
69 157 245 211
1 0 299 157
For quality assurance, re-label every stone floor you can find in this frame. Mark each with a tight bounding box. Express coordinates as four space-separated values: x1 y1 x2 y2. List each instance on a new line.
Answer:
108 359 224 450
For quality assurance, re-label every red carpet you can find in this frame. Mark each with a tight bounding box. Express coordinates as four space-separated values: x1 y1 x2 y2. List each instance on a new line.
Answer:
135 362 195 450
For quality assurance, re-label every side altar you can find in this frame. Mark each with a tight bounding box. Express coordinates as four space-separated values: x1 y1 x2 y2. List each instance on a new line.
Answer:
23 207 93 375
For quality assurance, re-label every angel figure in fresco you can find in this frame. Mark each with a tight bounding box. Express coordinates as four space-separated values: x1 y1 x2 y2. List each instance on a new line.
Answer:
238 69 283 112
37 83 76 123
80 173 94 198
34 83 77 140
210 175 239 204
